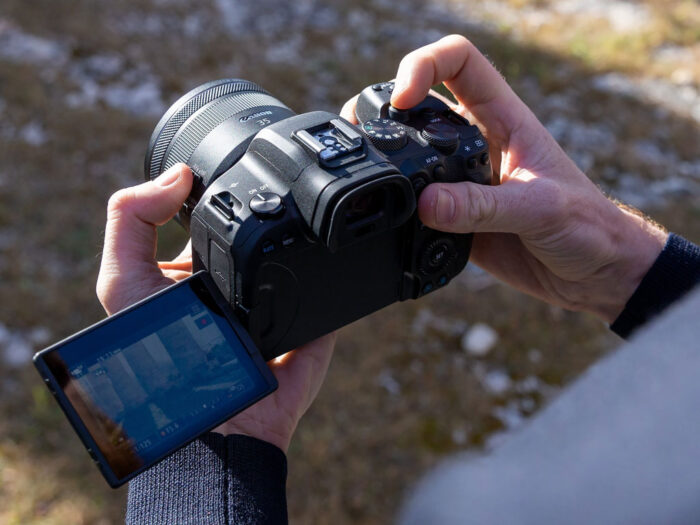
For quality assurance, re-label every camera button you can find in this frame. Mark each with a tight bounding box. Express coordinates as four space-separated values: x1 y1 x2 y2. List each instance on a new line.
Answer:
261 241 275 255
388 105 410 123
480 152 490 165
422 282 434 294
250 192 284 218
412 176 428 196
421 108 437 120
282 234 295 247
438 275 448 286
466 156 478 170
433 165 447 181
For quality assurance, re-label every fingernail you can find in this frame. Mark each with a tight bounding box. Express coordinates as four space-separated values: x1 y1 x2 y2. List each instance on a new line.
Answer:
435 188 455 225
156 166 181 187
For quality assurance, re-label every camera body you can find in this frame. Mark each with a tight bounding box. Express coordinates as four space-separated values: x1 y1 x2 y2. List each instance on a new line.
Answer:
146 80 491 360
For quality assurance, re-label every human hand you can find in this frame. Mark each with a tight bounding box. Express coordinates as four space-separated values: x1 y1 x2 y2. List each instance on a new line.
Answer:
341 35 667 323
96 164 335 452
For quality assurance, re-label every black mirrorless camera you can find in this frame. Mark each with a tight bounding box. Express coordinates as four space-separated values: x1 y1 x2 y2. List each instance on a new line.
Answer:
34 78 492 487
145 79 492 360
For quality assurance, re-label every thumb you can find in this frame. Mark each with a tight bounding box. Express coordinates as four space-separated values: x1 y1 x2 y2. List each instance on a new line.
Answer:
418 176 563 235
97 164 193 313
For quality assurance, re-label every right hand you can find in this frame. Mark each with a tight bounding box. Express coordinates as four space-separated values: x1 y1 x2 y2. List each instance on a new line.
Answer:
342 35 667 323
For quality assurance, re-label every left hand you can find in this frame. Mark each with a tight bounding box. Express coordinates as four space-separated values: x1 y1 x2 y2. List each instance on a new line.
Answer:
96 163 336 453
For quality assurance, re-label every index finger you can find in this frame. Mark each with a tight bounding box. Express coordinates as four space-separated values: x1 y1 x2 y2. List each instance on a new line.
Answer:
390 34 528 143
340 94 359 124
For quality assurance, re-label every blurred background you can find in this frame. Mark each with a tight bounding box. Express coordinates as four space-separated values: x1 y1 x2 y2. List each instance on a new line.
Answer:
0 0 698 523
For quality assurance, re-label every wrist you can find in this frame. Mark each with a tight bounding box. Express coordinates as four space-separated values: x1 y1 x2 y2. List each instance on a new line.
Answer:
213 418 294 453
590 205 667 323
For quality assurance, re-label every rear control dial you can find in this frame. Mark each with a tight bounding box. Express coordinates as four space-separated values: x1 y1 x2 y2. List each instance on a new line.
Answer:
421 122 460 150
419 237 457 275
362 118 408 151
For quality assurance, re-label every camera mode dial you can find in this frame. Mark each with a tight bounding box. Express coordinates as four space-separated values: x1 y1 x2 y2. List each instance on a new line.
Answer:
361 118 408 151
421 122 460 151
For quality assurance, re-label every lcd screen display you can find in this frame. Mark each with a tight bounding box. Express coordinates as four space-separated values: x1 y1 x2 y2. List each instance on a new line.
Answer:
37 275 275 483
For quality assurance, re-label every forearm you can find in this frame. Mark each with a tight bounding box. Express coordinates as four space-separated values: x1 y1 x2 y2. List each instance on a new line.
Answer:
126 433 288 525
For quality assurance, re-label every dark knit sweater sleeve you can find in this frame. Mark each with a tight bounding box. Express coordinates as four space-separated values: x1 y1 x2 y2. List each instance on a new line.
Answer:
611 233 700 338
126 433 288 524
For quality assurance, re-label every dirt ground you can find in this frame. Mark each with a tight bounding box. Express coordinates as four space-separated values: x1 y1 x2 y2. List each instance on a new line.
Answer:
0 0 698 523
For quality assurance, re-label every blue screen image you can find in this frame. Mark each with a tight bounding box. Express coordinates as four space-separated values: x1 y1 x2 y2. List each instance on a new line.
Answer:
48 279 271 479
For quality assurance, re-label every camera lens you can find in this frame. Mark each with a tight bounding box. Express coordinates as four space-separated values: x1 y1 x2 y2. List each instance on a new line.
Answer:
145 79 295 188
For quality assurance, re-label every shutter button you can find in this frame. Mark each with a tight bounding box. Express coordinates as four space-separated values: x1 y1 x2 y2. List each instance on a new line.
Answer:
250 192 284 218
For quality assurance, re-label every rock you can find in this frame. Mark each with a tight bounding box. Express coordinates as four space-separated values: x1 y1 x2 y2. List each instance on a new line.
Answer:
494 400 524 428
554 0 652 32
412 308 469 338
0 323 10 345
516 376 542 394
593 73 700 124
377 369 400 396
528 348 542 363
482 369 512 395
461 323 498 356
2 334 33 367
28 327 51 345
0 21 68 67
19 121 48 146
451 426 468 445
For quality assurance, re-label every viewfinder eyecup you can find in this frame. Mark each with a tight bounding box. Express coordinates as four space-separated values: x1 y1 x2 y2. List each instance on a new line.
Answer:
325 175 415 252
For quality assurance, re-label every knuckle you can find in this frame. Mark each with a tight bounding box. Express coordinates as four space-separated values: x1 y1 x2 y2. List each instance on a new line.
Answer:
107 187 136 215
527 178 567 225
462 184 497 228
444 33 472 50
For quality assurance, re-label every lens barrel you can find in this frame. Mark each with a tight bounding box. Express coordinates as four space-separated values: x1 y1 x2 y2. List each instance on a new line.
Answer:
145 79 293 184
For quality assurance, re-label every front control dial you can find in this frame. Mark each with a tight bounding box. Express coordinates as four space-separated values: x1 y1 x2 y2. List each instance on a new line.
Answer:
361 118 408 151
421 122 460 150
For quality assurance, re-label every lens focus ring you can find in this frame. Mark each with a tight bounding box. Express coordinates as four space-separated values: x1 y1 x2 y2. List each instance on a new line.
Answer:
163 91 287 175
145 79 270 181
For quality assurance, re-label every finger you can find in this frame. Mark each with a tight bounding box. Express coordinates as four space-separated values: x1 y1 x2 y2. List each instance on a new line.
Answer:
159 240 192 272
272 332 336 409
97 164 193 312
102 164 192 267
391 34 530 143
340 94 359 124
417 174 565 235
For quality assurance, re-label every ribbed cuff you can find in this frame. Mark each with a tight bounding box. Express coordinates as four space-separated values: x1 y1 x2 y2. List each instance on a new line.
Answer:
611 233 700 339
126 433 288 525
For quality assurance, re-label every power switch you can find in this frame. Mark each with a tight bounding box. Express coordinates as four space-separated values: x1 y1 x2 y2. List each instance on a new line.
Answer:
250 192 285 219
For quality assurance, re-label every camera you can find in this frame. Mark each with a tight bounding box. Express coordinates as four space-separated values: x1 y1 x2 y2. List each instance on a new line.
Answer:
145 79 492 361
